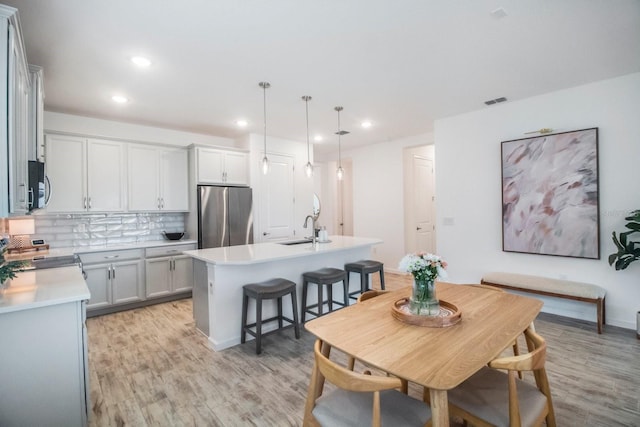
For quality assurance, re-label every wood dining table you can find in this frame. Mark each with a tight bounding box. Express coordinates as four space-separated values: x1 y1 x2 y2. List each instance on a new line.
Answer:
304 281 544 427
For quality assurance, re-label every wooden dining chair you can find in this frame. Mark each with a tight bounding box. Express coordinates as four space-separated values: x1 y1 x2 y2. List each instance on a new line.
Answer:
303 339 432 427
447 326 557 427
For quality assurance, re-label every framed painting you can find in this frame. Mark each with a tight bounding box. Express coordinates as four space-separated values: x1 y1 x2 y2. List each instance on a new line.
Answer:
501 127 599 259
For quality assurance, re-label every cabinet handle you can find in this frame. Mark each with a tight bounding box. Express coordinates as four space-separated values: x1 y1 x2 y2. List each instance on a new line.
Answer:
28 188 34 208
158 197 161 209
107 268 111 280
88 197 92 209
161 198 164 209
83 197 87 210
112 267 116 279
263 232 270 236
104 255 119 259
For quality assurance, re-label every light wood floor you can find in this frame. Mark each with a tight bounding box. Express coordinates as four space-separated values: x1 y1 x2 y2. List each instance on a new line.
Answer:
87 273 640 426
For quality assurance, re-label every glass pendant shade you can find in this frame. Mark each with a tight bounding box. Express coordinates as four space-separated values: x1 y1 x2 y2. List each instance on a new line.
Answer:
259 81 271 175
302 95 313 178
337 166 344 181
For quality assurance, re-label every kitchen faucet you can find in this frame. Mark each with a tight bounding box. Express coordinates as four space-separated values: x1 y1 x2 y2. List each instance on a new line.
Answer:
303 214 318 245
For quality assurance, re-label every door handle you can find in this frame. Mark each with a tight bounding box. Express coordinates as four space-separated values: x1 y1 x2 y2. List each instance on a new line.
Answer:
416 227 422 230
263 232 270 236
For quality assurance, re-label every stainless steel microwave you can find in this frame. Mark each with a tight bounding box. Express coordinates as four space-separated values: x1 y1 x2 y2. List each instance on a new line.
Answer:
27 160 47 211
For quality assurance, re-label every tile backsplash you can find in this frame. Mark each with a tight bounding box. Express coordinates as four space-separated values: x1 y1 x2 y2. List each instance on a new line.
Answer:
32 213 186 248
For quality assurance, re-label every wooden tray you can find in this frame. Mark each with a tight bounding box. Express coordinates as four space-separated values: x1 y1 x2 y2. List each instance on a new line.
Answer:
391 298 462 327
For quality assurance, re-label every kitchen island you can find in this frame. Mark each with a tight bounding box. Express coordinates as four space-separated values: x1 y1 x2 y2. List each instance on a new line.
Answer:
184 236 382 351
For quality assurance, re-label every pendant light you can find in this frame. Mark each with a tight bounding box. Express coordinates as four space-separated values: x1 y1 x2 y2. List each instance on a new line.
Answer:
302 95 313 177
259 81 271 174
335 106 349 180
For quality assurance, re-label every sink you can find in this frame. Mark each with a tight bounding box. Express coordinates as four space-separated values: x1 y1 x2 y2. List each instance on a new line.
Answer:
278 239 313 245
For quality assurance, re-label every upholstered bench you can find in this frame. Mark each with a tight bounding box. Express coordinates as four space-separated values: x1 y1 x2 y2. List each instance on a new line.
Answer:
481 272 606 334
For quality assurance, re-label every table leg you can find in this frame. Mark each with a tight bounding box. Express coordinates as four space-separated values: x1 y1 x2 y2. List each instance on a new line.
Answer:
429 389 449 427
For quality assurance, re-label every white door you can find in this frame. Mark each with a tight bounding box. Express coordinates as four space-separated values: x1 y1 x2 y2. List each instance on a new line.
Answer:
161 149 189 211
260 153 295 241
335 159 353 236
128 144 160 211
87 139 125 212
404 146 436 254
45 135 87 212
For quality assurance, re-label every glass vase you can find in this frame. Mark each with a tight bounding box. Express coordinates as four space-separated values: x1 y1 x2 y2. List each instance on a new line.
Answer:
409 278 440 316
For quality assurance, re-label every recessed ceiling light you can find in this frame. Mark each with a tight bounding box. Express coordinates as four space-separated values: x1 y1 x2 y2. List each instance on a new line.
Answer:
131 56 152 67
314 135 323 142
490 7 508 19
111 95 129 104
236 119 248 127
361 121 372 129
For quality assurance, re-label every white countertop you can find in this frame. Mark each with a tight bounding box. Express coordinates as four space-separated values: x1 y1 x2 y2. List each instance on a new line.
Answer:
4 239 197 261
0 266 90 315
183 235 382 265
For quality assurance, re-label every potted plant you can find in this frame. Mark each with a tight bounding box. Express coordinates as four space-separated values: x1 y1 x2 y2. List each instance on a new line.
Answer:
0 248 28 287
608 209 640 338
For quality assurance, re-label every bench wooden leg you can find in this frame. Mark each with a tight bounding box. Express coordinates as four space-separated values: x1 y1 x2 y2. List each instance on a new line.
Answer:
597 297 604 334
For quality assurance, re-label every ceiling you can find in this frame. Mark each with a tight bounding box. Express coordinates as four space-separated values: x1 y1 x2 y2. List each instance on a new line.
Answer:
5 0 640 155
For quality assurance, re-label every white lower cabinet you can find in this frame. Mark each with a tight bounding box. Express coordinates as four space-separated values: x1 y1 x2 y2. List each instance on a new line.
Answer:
145 255 193 298
145 243 195 298
80 249 144 311
0 300 88 426
80 244 195 314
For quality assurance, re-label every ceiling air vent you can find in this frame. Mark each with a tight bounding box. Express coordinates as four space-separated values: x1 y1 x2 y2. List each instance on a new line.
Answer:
484 97 507 106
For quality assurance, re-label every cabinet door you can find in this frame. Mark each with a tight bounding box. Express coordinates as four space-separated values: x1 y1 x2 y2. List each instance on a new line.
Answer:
145 257 172 298
128 144 160 211
84 264 111 309
87 139 125 211
223 151 249 185
7 25 30 214
45 135 87 212
196 148 224 184
160 149 188 211
111 260 144 304
172 255 193 293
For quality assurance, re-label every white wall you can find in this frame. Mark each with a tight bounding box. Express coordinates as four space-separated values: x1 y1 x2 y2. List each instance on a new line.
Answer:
334 133 434 271
435 72 640 329
44 111 235 147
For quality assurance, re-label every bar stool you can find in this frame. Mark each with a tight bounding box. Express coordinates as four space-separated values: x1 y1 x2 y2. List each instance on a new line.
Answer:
241 278 300 354
345 260 385 301
301 267 349 322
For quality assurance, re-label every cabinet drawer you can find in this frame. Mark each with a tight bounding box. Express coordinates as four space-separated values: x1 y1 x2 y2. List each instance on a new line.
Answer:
145 244 196 258
78 249 143 264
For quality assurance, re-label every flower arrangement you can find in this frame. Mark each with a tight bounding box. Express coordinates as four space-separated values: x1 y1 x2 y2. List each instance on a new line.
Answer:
398 252 448 282
399 253 448 315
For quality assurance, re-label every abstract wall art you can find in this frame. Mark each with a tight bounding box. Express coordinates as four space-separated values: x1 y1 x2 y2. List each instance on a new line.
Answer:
501 128 599 259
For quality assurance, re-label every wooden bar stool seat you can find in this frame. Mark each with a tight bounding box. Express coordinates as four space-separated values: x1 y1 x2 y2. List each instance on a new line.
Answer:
241 278 300 354
345 260 385 301
301 268 348 322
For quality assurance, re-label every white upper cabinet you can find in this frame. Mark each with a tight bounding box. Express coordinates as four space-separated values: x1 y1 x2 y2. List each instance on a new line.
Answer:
196 147 248 185
28 65 44 162
45 135 125 212
1 6 31 216
128 144 188 212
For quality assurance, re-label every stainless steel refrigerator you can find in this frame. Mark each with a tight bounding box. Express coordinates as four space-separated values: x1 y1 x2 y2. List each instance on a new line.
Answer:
197 185 254 249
